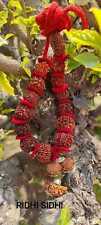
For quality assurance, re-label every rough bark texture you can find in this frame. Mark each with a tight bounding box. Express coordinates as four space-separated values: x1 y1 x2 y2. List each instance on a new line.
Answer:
0 127 101 225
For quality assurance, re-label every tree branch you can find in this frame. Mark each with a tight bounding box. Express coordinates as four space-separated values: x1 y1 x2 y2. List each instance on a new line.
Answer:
10 25 31 51
0 0 6 10
0 53 23 75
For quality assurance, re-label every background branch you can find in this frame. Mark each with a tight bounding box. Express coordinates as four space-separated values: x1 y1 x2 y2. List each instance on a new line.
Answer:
10 25 31 51
0 0 5 10
0 53 24 75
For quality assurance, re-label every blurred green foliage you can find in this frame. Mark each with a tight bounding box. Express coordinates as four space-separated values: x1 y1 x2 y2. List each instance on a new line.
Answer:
57 207 71 225
93 180 101 204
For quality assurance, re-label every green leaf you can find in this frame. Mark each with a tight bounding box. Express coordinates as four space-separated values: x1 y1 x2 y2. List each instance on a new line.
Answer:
64 29 101 52
91 63 101 72
90 8 101 32
11 16 25 26
8 0 22 11
0 72 14 95
11 16 35 28
0 36 8 47
2 108 15 114
65 42 76 57
25 6 36 14
20 57 31 77
0 144 4 160
96 116 101 123
74 52 100 68
68 59 81 71
72 0 90 5
93 180 101 203
0 10 8 29
5 33 15 40
19 43 29 58
69 0 75 3
30 23 40 36
57 207 71 225
42 0 50 6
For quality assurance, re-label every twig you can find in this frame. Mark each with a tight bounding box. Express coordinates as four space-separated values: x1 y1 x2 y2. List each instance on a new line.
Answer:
0 0 6 10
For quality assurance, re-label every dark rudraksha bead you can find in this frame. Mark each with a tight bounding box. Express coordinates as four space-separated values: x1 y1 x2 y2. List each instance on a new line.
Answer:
20 135 37 153
15 104 34 121
27 77 45 96
54 132 74 147
15 124 31 136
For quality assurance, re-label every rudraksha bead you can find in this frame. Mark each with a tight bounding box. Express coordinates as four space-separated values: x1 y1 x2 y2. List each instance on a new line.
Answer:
56 115 75 129
36 144 51 163
23 91 39 108
32 62 49 79
15 124 31 136
51 76 65 87
58 103 73 115
46 183 67 197
50 32 65 56
15 104 34 121
20 135 37 153
27 77 45 96
61 158 74 172
47 162 62 176
54 132 74 147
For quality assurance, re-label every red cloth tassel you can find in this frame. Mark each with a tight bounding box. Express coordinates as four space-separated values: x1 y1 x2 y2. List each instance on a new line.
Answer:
52 84 68 94
16 133 32 140
11 117 26 125
51 145 70 161
54 54 68 62
51 71 64 77
64 5 89 29
20 98 33 109
29 143 41 159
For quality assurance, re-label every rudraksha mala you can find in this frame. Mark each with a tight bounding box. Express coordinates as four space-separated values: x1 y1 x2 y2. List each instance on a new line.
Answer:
11 1 89 197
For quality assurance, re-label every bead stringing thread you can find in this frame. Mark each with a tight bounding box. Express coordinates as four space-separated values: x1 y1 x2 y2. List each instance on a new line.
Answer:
11 2 89 197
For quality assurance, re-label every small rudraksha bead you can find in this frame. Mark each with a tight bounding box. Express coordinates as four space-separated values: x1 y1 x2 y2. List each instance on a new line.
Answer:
55 90 68 99
51 76 65 87
56 115 75 129
52 60 65 72
58 103 73 115
61 158 74 172
47 162 62 176
27 77 45 96
50 32 65 56
32 62 49 79
20 135 37 153
54 132 74 147
15 124 31 136
36 144 51 163
45 183 67 197
15 104 34 121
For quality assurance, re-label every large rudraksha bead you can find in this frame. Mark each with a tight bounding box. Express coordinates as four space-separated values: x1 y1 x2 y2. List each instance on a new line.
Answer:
36 144 51 163
32 62 49 79
27 77 45 96
15 124 31 136
15 104 34 121
54 132 74 147
20 135 37 153
56 115 75 129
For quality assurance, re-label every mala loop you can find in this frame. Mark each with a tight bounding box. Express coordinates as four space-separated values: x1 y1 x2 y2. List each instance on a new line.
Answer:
11 2 89 197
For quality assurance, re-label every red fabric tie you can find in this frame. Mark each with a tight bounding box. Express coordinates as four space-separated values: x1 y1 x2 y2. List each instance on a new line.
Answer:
36 2 89 37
